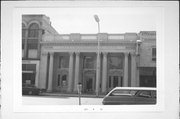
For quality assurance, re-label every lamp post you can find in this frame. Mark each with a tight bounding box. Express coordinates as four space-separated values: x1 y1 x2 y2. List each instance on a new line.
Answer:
94 15 100 96
136 39 142 87
136 39 142 56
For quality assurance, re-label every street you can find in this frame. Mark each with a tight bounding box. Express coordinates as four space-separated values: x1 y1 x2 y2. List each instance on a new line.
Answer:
22 95 103 105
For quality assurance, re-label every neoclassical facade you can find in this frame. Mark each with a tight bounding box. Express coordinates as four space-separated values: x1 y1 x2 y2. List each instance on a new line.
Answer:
22 15 156 95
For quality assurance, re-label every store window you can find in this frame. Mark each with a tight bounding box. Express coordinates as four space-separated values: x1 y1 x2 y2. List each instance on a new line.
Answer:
22 64 36 85
22 64 36 71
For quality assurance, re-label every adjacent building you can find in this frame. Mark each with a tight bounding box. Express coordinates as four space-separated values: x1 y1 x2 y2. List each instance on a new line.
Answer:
22 15 156 95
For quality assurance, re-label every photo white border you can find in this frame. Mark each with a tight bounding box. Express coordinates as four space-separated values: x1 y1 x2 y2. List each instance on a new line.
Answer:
1 1 179 119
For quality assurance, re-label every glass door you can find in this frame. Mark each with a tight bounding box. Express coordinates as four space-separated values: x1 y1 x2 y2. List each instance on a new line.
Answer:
84 75 95 94
108 76 122 91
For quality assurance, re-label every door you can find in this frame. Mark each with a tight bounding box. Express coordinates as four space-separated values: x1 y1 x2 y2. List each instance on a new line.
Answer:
54 73 68 92
84 75 95 94
108 76 123 91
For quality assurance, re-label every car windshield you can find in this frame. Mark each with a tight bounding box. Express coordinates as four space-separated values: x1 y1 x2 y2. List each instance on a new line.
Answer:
110 90 137 96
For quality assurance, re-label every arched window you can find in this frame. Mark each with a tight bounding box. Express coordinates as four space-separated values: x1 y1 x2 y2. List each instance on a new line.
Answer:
28 23 39 37
27 23 39 50
26 23 39 59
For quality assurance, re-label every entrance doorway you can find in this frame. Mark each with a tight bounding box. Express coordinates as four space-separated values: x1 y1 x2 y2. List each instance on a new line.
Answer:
55 74 68 92
83 71 95 94
108 76 123 91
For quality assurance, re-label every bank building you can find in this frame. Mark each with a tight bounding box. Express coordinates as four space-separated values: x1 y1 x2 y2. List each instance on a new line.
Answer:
22 15 156 95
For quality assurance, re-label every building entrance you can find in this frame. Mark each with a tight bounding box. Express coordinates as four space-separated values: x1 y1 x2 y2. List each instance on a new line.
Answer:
108 76 123 91
54 71 68 92
83 70 95 94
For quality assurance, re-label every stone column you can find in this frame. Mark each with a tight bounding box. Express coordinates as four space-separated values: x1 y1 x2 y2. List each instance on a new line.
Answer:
68 52 74 92
47 52 54 92
136 68 140 87
74 52 80 92
95 52 101 96
123 52 129 87
102 52 108 94
131 52 137 87
39 52 48 89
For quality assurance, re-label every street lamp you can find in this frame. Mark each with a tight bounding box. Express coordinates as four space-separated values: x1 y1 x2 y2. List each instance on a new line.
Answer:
94 15 100 96
94 15 100 33
136 39 142 55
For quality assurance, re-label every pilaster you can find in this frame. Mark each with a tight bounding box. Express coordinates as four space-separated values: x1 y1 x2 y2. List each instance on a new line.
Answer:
68 52 74 92
131 52 137 87
74 52 80 92
47 52 54 92
102 52 108 93
123 52 129 87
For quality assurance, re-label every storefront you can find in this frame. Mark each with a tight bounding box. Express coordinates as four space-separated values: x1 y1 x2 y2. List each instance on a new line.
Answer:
22 61 39 87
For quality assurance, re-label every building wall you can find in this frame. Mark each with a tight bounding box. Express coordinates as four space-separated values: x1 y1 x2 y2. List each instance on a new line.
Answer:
140 41 156 67
22 15 58 90
139 31 156 67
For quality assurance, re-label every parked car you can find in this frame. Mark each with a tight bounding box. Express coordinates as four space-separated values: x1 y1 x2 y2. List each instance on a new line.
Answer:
102 87 156 105
22 84 45 95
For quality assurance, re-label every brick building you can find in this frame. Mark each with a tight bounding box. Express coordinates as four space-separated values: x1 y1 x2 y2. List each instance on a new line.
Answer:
22 15 156 95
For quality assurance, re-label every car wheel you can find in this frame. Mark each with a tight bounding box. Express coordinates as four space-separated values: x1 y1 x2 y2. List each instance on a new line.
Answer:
28 91 33 95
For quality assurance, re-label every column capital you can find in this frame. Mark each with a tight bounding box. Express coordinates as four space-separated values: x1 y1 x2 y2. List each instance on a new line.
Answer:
41 52 48 56
49 52 54 56
96 51 102 55
130 52 136 57
124 52 129 57
69 52 74 56
103 52 108 56
75 52 80 56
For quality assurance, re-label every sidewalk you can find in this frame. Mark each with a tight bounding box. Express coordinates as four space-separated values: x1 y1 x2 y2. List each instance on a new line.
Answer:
40 92 105 98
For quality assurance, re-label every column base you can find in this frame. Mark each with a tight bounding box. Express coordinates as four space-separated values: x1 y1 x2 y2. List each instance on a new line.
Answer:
46 90 53 93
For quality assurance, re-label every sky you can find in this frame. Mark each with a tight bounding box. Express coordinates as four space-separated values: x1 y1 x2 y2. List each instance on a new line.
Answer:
44 7 157 34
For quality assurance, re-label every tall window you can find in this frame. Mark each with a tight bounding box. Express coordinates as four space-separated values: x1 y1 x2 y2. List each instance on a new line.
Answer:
57 74 61 86
27 23 39 49
22 64 36 85
83 56 95 69
58 56 69 68
152 48 156 61
108 56 123 69
28 23 39 38
62 75 67 86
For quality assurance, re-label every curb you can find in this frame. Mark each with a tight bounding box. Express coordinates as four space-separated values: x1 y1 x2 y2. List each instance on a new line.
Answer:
40 93 105 98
